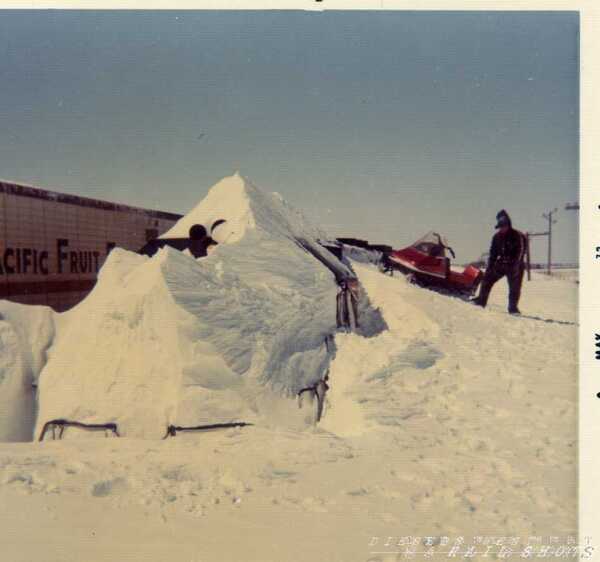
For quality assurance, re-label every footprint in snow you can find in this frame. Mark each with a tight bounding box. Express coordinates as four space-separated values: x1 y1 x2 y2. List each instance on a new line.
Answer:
369 342 443 381
91 477 128 497
346 487 370 496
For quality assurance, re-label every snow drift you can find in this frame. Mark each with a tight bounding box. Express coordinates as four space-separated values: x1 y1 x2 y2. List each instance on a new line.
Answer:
0 302 55 441
34 174 386 440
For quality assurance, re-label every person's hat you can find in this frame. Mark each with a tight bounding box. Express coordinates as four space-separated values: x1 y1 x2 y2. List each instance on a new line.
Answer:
189 224 207 240
495 209 511 229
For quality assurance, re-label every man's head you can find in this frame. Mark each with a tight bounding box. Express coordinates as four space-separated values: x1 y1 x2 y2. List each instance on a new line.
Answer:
189 224 207 240
495 210 512 233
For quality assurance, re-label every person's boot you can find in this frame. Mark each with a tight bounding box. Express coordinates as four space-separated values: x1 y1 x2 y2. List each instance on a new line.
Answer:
508 306 521 315
471 297 485 308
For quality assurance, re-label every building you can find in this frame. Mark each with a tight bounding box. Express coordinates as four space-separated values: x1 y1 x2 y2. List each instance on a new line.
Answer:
0 180 182 311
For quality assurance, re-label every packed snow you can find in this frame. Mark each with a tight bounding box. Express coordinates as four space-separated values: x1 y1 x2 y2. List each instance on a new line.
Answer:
0 301 55 442
0 174 577 561
4 174 385 441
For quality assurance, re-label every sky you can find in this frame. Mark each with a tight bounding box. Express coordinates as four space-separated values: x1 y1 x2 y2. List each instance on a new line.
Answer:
0 10 579 263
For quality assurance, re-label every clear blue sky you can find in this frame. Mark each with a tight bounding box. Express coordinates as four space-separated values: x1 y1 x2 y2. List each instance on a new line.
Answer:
0 11 578 263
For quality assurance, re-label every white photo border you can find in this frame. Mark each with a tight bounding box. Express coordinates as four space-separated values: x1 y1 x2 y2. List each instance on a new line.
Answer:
0 0 595 556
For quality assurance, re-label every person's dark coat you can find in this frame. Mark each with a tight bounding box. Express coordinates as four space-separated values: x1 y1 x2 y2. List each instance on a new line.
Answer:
487 211 526 269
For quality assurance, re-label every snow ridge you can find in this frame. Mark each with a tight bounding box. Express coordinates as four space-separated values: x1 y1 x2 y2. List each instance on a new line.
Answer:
32 174 368 439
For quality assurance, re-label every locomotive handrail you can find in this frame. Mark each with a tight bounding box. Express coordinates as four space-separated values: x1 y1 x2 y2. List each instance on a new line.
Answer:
38 419 120 441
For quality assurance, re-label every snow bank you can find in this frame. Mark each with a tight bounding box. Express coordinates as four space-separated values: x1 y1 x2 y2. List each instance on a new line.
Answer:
162 172 329 246
35 249 191 439
0 301 55 441
35 174 384 439
321 264 440 436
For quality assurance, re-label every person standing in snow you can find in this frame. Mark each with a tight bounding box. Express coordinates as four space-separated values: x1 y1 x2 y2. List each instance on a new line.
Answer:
472 210 527 314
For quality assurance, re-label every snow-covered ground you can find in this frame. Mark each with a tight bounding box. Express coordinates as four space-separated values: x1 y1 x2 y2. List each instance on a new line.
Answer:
540 268 579 284
0 174 577 561
0 264 576 561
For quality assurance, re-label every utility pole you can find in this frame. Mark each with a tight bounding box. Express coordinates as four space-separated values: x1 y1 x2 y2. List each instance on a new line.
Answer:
525 232 531 281
542 208 558 275
564 202 579 271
